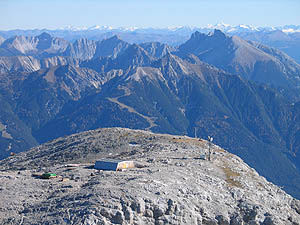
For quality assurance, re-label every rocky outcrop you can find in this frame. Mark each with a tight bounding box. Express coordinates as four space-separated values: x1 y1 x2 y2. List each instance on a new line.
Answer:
93 35 130 59
63 38 97 61
140 42 175 59
0 33 68 56
0 128 300 224
0 55 41 73
178 30 300 88
0 55 77 73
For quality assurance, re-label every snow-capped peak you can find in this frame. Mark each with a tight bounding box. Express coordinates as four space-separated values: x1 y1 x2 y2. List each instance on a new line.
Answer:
56 23 300 35
281 25 300 33
215 22 231 28
88 25 113 30
58 25 88 31
282 28 300 33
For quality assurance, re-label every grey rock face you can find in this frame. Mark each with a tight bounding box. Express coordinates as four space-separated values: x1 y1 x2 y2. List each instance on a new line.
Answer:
215 215 230 225
140 42 176 59
202 217 218 225
93 35 129 59
0 33 68 57
0 127 300 224
291 199 300 215
178 29 300 88
262 216 280 225
64 38 97 61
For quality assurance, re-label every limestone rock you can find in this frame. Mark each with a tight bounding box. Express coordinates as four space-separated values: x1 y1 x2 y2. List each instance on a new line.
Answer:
0 127 299 224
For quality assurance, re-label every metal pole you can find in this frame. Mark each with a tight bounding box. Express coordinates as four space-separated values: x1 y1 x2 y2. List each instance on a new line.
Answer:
208 136 213 161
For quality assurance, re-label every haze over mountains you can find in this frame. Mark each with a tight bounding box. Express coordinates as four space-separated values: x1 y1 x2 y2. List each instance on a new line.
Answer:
0 28 300 201
1 23 300 63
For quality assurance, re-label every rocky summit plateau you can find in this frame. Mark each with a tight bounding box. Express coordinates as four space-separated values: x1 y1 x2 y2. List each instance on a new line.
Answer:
1 127 300 225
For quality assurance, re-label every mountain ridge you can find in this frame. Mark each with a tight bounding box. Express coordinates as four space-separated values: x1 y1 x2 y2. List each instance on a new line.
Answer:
178 30 300 88
2 24 300 64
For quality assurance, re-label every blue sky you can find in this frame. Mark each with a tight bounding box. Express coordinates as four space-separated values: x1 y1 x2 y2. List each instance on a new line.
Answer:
0 0 299 30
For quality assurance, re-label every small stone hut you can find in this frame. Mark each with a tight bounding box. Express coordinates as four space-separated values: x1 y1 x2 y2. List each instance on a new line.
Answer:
94 159 135 171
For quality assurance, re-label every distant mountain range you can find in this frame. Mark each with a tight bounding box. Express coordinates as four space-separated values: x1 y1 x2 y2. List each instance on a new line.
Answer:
1 23 300 64
3 23 300 34
0 30 300 200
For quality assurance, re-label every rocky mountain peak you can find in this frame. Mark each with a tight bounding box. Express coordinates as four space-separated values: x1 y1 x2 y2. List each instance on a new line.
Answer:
209 29 228 39
0 128 300 224
0 33 69 58
178 30 300 88
93 35 129 58
102 35 124 45
127 43 147 55
1 35 35 54
268 30 291 40
36 32 52 41
114 43 153 69
140 42 175 59
189 29 228 43
63 38 96 60
36 33 53 51
190 31 207 40
35 32 68 52
110 34 122 41
152 52 192 82
159 52 182 67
